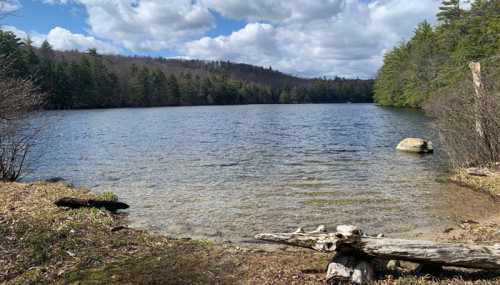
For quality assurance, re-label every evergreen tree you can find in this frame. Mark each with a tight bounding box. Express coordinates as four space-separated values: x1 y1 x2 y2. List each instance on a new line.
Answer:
437 0 462 24
0 27 374 109
375 0 500 108
166 74 180 106
39 40 54 60
24 37 39 70
151 69 168 106
0 30 27 77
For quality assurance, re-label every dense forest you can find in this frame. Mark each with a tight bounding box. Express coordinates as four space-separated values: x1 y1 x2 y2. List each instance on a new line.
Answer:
374 0 500 108
0 31 373 109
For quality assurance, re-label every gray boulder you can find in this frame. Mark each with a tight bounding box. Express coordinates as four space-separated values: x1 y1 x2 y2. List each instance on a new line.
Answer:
396 138 433 154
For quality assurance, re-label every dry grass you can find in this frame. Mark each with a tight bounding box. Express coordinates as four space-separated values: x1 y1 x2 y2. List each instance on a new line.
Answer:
0 182 328 285
1 182 500 284
449 169 500 201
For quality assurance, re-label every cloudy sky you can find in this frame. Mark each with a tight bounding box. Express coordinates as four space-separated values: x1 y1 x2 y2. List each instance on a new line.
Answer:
0 0 444 78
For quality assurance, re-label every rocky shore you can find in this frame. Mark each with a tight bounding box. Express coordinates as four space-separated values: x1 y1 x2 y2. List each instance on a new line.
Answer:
1 181 499 285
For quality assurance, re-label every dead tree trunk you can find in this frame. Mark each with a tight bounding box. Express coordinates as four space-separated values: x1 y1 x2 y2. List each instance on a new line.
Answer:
256 225 500 271
470 62 485 139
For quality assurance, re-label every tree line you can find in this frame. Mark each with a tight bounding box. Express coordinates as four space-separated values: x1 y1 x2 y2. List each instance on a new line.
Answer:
0 30 373 109
374 0 500 108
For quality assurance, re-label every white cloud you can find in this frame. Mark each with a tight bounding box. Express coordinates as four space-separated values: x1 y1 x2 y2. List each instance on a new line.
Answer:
73 0 214 51
1 25 47 46
185 23 282 67
0 0 21 13
2 25 121 54
201 0 346 23
35 0 443 77
185 0 441 78
45 26 121 54
2 25 27 38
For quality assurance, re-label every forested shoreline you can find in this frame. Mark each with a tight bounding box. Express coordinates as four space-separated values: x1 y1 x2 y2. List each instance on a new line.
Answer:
374 0 500 108
0 31 373 109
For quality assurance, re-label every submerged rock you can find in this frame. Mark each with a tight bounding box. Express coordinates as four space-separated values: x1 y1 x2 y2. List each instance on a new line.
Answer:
396 138 433 154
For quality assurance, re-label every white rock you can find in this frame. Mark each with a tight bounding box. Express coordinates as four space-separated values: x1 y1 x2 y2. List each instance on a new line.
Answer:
326 255 357 283
396 138 433 154
326 262 352 280
351 261 375 285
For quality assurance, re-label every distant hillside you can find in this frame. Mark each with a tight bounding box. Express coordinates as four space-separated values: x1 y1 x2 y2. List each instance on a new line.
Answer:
1 29 374 109
56 50 313 89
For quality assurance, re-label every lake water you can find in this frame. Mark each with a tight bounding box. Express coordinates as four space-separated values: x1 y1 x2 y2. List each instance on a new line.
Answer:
28 104 499 241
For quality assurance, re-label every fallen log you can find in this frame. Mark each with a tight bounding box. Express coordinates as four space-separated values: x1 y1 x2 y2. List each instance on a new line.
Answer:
55 197 129 212
256 225 500 271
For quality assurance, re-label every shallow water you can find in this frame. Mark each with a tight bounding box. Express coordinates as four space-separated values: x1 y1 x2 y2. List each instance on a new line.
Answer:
27 104 499 241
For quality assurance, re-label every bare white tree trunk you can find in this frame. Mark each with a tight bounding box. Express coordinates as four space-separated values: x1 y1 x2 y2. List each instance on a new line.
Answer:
469 62 485 138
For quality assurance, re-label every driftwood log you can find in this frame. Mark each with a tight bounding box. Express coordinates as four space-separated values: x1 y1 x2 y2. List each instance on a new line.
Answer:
55 197 129 212
256 225 500 271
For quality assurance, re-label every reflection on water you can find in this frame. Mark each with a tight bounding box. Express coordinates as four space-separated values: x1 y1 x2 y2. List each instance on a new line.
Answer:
28 104 499 241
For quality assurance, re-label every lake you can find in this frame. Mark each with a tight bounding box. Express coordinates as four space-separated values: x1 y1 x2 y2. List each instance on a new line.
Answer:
27 104 499 241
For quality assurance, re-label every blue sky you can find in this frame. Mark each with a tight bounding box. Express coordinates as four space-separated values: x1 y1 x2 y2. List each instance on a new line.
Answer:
0 0 442 78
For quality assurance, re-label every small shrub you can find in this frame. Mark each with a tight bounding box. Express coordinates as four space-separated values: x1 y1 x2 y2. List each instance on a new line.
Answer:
0 56 44 182
98 191 118 202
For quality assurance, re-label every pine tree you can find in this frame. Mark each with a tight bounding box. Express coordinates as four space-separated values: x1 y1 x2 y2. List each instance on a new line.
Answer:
0 30 27 77
50 63 72 109
151 69 167 106
24 37 39 68
166 74 180 106
39 40 54 60
437 0 462 24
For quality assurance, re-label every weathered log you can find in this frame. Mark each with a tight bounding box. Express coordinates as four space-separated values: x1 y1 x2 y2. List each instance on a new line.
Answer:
55 197 129 212
466 167 494 177
255 225 500 270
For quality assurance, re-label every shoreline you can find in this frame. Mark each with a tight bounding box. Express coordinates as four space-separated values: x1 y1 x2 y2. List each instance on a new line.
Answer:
449 167 500 202
1 180 499 284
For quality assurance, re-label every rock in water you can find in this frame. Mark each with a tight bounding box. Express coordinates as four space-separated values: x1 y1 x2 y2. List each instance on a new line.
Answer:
396 138 433 154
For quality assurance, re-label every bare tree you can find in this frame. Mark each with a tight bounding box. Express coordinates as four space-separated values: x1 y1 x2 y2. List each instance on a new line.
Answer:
424 59 500 168
0 57 44 181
